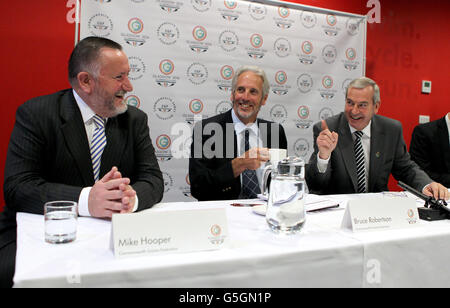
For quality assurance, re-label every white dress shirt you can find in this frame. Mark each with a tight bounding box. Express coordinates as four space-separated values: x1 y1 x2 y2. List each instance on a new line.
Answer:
231 109 265 188
317 121 372 192
446 113 450 145
73 90 138 216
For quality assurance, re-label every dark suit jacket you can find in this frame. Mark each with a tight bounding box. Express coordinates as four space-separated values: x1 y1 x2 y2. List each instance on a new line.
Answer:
410 116 450 187
306 112 432 194
189 110 288 201
0 89 164 248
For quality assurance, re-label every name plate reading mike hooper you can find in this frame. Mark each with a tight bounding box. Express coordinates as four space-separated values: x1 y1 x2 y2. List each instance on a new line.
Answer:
111 208 228 258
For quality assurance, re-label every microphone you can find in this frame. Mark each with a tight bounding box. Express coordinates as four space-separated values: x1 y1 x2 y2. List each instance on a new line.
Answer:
398 181 450 221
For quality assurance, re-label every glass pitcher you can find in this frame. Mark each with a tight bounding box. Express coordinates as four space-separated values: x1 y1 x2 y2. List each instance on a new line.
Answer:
266 157 306 234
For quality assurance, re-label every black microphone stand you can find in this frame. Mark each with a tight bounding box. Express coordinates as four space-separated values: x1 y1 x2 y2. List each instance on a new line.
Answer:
398 181 449 221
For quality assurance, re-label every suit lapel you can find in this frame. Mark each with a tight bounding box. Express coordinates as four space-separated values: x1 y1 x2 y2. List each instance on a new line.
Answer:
368 115 386 192
60 90 95 186
437 117 450 172
337 115 358 191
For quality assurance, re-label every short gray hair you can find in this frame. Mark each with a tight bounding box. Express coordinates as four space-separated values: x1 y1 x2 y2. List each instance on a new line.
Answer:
231 65 270 98
346 77 381 104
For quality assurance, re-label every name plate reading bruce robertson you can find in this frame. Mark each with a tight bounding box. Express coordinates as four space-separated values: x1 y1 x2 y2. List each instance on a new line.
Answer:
341 196 419 232
111 208 228 258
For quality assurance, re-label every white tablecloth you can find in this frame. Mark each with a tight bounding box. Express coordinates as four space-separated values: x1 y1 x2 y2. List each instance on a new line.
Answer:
13 193 450 288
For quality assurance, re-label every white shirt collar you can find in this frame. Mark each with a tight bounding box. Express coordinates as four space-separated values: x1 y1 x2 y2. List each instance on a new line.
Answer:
349 120 372 138
231 108 259 136
446 113 450 142
73 89 96 124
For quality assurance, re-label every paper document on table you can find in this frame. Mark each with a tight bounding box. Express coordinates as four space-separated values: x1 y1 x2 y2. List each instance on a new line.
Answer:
305 194 340 212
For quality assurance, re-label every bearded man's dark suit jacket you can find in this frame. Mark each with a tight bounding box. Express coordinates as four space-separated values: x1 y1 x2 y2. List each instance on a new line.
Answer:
306 112 432 195
189 110 288 201
410 116 450 187
0 89 164 287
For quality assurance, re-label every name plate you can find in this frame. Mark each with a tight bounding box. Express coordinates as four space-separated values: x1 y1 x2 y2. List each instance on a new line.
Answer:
341 196 419 232
111 208 228 258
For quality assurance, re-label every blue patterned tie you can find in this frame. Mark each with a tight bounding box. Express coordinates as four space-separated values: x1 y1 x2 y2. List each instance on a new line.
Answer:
354 131 366 193
90 115 107 182
241 129 261 198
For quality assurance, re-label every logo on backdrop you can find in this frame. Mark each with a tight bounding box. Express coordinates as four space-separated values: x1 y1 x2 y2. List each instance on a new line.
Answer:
187 26 211 53
319 75 337 99
154 97 176 120
247 34 267 59
215 65 234 92
128 56 146 80
346 18 361 36
122 18 149 46
293 138 310 159
274 6 295 29
342 48 359 70
157 0 184 13
294 105 313 129
187 63 209 85
342 78 353 94
271 71 291 96
183 99 207 125
319 107 334 121
155 134 173 161
297 74 314 93
300 11 317 29
218 1 241 21
248 3 267 21
219 30 239 52
322 44 337 64
270 104 288 124
153 59 180 87
215 101 233 115
191 0 212 12
125 95 141 108
273 38 292 58
157 22 180 45
88 14 113 37
298 40 317 65
180 174 193 198
322 14 341 36
162 172 174 193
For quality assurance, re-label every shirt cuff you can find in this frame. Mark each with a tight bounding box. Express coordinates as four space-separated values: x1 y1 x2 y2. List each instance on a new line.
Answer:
317 153 330 173
78 187 92 217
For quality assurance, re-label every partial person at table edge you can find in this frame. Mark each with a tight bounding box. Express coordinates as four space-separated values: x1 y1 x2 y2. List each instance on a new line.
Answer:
0 36 164 288
305 76 448 200
409 112 450 187
189 65 288 201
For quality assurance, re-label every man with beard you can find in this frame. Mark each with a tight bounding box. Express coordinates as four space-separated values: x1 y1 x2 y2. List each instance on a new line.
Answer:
306 77 448 200
0 37 164 287
189 66 288 201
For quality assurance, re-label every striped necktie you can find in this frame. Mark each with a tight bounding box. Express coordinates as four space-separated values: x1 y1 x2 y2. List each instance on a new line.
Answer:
354 130 366 193
90 115 107 182
241 129 261 199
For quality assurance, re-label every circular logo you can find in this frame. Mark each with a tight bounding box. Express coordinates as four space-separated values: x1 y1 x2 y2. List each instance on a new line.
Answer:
249 4 267 21
407 209 415 218
293 138 310 158
193 26 207 41
297 74 313 93
224 1 237 9
319 107 334 120
275 71 288 85
125 95 140 108
301 41 313 55
274 38 291 58
88 14 113 37
156 135 172 150
250 34 263 49
322 75 334 89
346 48 356 61
162 172 174 193
326 14 337 26
270 104 288 124
154 97 176 120
192 0 212 12
187 63 209 85
128 18 144 34
219 30 239 52
322 44 337 64
210 224 222 237
128 56 146 80
157 22 180 45
298 105 310 119
346 18 360 36
216 101 232 115
300 11 317 29
220 65 234 80
159 59 175 76
278 6 290 18
189 99 204 114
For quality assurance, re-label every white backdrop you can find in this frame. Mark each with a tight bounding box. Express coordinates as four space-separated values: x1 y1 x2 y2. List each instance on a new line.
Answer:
80 0 366 202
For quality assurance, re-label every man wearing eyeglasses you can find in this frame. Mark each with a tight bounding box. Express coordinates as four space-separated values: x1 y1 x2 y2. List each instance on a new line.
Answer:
306 77 448 200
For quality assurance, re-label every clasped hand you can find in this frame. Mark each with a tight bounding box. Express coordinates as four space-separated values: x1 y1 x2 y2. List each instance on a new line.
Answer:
232 148 269 178
88 166 136 218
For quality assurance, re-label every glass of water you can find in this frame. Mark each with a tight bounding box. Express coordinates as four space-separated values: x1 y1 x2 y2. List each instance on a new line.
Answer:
44 201 78 244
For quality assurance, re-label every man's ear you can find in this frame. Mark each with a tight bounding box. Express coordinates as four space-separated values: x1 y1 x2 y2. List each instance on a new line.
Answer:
77 72 94 94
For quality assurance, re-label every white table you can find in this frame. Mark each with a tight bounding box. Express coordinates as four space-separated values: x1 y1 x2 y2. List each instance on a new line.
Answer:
13 193 450 288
